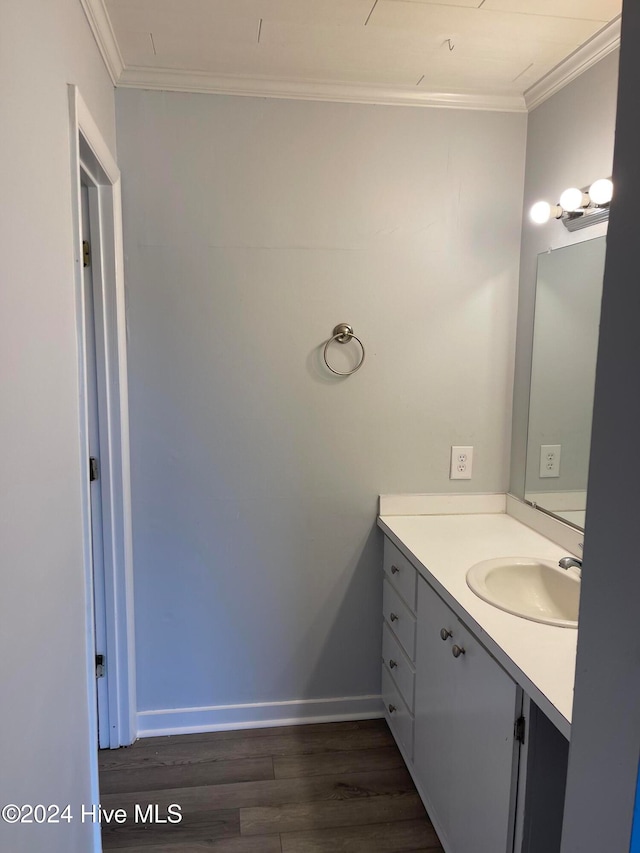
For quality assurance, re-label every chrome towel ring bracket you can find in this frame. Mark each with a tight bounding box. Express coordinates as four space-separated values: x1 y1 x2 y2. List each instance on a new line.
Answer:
323 324 366 376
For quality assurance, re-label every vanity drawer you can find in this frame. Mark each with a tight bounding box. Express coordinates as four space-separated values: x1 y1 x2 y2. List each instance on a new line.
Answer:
382 622 415 710
383 578 416 661
383 539 417 611
382 664 414 761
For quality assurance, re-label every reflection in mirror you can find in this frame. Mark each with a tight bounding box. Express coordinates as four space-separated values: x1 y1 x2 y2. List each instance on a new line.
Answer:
524 237 606 529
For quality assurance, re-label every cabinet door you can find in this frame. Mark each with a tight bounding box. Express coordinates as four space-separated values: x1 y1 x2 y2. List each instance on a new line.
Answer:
413 577 458 850
448 619 520 853
414 576 520 853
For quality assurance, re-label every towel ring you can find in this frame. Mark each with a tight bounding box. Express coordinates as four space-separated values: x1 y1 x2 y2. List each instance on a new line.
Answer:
323 324 366 376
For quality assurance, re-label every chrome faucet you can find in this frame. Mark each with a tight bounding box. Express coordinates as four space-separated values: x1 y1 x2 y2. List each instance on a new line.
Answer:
559 556 582 576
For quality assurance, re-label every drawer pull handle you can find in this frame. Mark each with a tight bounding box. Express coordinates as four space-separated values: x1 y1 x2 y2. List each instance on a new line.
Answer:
389 659 398 669
440 628 453 641
391 565 400 574
388 704 397 714
390 612 399 623
452 644 466 658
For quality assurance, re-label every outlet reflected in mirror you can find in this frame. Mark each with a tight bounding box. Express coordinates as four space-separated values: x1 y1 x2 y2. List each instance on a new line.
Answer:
524 237 606 529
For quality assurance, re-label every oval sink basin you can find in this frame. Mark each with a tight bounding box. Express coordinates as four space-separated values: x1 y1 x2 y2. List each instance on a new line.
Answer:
466 557 580 628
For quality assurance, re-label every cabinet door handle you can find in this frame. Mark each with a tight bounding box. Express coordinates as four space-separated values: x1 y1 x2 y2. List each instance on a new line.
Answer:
388 704 397 714
440 628 452 641
389 612 399 622
391 565 400 574
452 644 466 658
389 659 398 669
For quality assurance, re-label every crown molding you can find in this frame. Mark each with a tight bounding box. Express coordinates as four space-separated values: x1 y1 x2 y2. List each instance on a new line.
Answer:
116 66 526 112
524 16 621 112
79 0 617 113
79 0 124 85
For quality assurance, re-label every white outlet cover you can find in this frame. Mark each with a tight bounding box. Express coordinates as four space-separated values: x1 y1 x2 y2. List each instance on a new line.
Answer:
540 444 561 478
450 445 473 480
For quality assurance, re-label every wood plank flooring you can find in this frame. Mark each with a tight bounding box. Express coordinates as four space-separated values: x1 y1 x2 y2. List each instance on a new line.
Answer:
98 719 445 852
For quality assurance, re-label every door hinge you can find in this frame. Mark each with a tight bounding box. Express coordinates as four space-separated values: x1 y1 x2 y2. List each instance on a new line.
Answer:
95 654 105 678
515 715 526 745
83 240 91 268
89 457 99 482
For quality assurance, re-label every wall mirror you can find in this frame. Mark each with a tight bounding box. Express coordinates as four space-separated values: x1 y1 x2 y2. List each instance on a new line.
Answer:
523 236 606 529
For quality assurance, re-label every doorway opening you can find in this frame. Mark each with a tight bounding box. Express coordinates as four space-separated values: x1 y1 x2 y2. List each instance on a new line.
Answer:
69 84 136 776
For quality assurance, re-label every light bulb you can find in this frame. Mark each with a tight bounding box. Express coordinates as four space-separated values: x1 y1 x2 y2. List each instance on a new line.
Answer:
530 201 552 224
530 201 562 225
559 187 587 212
589 178 613 205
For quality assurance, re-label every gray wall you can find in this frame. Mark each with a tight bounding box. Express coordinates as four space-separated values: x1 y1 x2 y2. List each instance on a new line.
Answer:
0 2 116 851
510 51 619 499
561 3 640 849
115 90 527 717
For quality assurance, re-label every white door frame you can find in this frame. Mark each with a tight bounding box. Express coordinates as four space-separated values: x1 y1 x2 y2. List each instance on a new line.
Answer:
81 178 112 750
69 85 136 756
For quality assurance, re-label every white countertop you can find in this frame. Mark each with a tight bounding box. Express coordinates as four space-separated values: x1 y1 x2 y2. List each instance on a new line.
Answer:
378 511 578 739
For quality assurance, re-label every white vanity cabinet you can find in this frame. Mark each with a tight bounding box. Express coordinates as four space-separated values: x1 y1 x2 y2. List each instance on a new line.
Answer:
381 536 523 853
413 575 520 853
379 510 575 853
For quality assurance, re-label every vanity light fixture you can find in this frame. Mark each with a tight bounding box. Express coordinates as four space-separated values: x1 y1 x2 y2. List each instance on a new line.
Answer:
530 177 613 232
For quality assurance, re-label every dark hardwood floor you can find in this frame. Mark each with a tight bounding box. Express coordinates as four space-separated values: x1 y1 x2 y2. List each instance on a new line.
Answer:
98 718 445 852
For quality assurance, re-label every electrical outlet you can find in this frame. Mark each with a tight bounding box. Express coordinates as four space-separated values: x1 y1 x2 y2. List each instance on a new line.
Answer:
540 444 561 478
450 446 473 480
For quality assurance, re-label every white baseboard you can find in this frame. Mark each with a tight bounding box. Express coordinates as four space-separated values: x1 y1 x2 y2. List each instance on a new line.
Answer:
137 694 383 738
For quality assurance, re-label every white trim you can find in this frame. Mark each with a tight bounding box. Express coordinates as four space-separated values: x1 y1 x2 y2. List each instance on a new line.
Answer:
74 90 120 180
69 86 137 753
117 66 527 113
379 493 506 517
78 0 618 113
524 16 621 112
68 91 103 853
79 0 124 85
137 695 383 738
85 183 111 748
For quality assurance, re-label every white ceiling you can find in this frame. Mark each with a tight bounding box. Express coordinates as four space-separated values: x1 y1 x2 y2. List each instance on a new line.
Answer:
90 0 622 110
